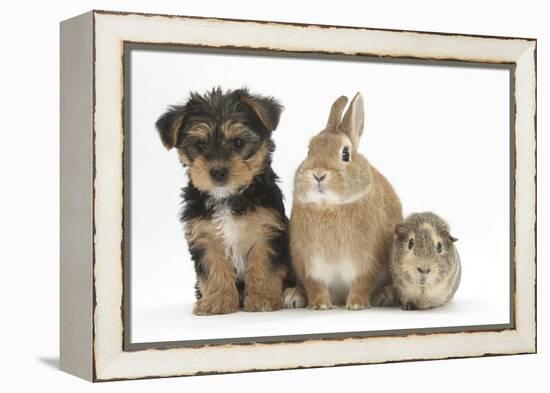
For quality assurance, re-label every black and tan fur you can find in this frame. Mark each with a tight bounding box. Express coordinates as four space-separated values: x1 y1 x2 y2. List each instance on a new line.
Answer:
155 87 292 315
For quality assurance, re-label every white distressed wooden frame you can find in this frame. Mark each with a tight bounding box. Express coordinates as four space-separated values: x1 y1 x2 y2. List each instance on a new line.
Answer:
60 10 537 381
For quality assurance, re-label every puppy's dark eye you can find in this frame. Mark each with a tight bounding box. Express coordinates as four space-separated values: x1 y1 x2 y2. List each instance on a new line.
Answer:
437 242 442 253
233 138 244 150
408 238 414 250
342 146 350 162
195 140 206 152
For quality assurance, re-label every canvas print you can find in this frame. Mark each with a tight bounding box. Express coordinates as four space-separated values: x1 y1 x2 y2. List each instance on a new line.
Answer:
127 47 510 344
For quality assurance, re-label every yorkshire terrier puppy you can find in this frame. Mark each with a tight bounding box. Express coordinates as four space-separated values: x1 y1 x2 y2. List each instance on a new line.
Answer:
155 87 292 315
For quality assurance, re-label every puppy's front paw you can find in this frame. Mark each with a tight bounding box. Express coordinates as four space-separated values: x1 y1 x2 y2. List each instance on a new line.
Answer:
243 294 282 312
193 293 239 315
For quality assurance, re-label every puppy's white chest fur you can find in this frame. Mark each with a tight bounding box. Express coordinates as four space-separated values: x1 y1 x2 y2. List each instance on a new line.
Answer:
212 206 246 279
309 256 357 304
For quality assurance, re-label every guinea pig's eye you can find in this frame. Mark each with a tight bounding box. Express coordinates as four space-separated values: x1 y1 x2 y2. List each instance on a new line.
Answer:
232 138 244 150
342 146 351 162
436 242 442 253
195 140 206 152
408 238 414 250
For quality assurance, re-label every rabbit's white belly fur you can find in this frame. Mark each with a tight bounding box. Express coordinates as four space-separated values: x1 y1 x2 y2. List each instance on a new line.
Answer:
309 256 356 304
212 207 246 280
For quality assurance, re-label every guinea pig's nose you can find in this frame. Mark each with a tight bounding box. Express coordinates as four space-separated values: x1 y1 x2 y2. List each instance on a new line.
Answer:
313 173 326 183
417 267 431 274
209 166 228 183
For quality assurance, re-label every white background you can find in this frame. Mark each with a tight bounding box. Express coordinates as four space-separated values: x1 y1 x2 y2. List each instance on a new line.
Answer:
0 0 546 392
130 48 510 343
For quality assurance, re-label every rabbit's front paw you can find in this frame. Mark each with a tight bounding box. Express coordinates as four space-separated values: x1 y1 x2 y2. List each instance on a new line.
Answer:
346 301 369 311
308 296 334 310
345 294 370 311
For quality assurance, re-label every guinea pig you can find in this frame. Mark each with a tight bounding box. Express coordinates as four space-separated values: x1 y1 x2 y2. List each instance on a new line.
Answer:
374 212 461 310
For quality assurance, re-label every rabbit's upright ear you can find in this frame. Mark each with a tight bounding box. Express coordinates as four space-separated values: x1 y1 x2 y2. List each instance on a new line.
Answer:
155 104 188 150
326 95 348 129
340 92 365 147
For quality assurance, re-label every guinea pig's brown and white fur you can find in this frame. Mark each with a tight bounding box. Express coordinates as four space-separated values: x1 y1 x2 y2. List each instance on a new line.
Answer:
287 93 403 310
373 212 461 310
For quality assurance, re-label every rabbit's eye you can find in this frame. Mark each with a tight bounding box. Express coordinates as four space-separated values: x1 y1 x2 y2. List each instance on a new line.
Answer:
408 238 414 250
436 242 442 253
342 146 350 162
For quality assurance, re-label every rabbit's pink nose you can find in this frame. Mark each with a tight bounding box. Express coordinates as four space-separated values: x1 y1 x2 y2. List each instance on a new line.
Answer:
313 173 326 183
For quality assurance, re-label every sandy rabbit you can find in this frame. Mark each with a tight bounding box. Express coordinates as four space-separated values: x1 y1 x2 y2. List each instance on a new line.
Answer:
287 93 403 310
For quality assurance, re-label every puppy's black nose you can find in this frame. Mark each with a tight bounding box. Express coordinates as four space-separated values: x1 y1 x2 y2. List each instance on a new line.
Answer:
417 267 431 274
209 167 228 182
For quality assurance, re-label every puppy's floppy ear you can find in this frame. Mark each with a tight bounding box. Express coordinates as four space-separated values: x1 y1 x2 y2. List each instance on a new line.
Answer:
395 223 409 240
340 92 365 147
155 105 187 150
441 230 458 243
241 92 284 131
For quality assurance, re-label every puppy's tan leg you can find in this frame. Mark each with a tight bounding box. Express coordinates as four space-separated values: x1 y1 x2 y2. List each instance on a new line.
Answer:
304 277 333 310
193 243 239 315
346 273 375 310
243 241 284 312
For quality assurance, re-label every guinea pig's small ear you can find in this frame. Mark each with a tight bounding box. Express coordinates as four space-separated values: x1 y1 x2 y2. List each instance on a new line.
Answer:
241 92 284 131
340 92 365 147
326 95 348 129
155 105 187 150
395 223 409 240
441 230 458 242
